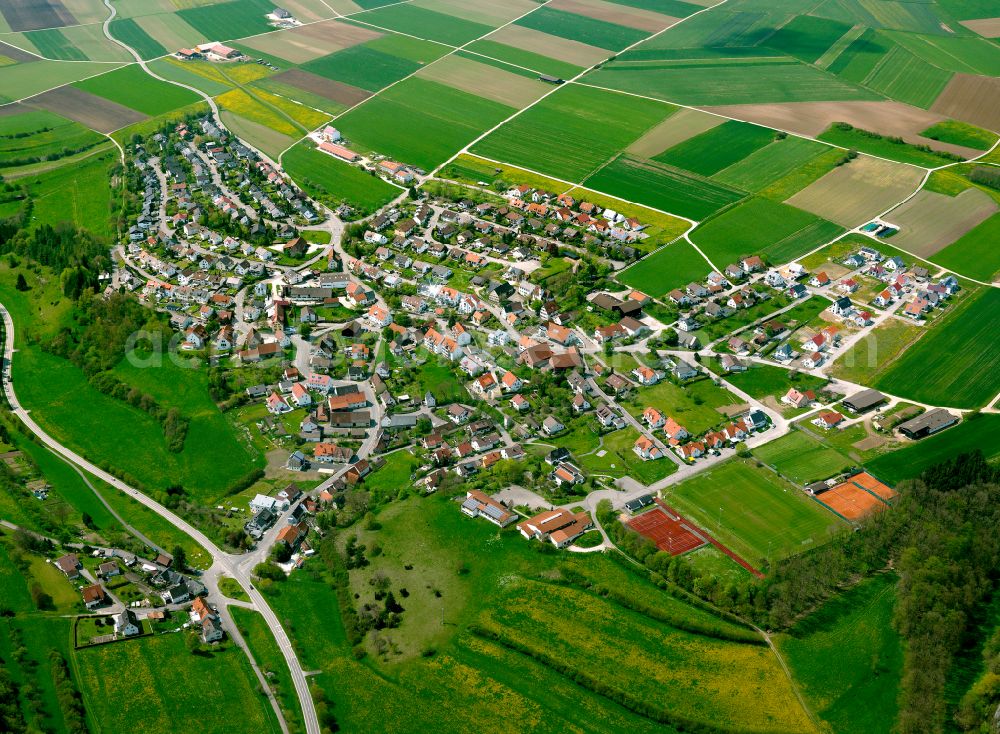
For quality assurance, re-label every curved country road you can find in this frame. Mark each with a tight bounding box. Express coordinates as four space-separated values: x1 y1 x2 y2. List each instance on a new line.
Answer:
0 303 321 734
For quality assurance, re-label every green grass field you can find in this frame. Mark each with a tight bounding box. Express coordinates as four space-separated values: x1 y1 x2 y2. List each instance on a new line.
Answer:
18 149 117 239
24 28 88 61
763 14 853 63
617 240 711 296
230 608 305 733
663 459 846 565
883 30 1000 77
859 44 952 108
74 632 279 734
263 495 814 733
515 6 649 51
866 414 1000 485
283 141 400 214
621 376 742 435
722 363 827 401
691 197 843 264
778 574 902 734
930 212 1000 282
753 429 855 484
74 65 201 116
108 18 167 60
176 0 276 40
0 615 75 733
0 108 105 169
713 135 832 192
463 39 583 80
301 44 426 91
585 154 746 220
875 288 1000 408
818 124 962 167
334 77 514 170
348 5 493 46
920 121 998 152
654 120 777 176
472 83 674 181
587 56 880 106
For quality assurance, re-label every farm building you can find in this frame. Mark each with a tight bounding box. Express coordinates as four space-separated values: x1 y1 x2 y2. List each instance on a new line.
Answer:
842 389 886 414
897 409 958 439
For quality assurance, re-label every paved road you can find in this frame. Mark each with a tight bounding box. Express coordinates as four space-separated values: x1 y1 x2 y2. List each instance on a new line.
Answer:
0 302 320 734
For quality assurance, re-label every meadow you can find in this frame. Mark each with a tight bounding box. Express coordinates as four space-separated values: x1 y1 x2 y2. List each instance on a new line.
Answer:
866 414 1000 485
721 363 827 402
753 429 855 484
472 83 673 181
263 495 815 733
73 65 201 116
874 288 1000 408
829 318 923 385
621 376 742 435
920 120 998 151
930 213 1000 282
576 427 678 485
778 574 902 734
74 632 280 734
691 197 843 265
585 154 745 220
654 119 777 176
282 141 400 214
662 459 846 564
335 77 515 170
18 149 116 238
0 108 104 169
617 239 712 296
0 614 75 734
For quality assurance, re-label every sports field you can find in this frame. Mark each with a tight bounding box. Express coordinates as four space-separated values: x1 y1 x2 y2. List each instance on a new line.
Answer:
628 507 705 555
690 197 843 265
753 429 854 485
874 288 1000 408
662 460 846 564
472 83 673 181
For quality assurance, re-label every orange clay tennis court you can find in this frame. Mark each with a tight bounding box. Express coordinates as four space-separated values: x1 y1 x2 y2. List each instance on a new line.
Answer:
628 507 705 556
817 482 888 520
848 471 896 501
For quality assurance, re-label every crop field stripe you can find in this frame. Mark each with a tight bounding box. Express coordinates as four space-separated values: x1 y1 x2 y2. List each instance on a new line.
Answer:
762 14 854 64
713 136 831 192
860 44 952 109
815 23 866 69
108 17 166 60
929 212 1000 282
514 5 650 51
617 237 714 296
24 27 87 60
653 119 776 176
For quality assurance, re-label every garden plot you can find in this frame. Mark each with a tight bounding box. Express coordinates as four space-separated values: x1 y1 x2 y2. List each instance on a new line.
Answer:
415 54 548 108
485 24 609 68
786 156 924 228
239 19 381 64
885 188 997 258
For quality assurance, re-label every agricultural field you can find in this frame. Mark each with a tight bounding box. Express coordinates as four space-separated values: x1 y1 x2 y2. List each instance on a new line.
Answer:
300 39 440 92
239 18 380 64
617 239 712 296
778 574 902 734
175 0 276 40
884 188 997 258
74 632 280 734
219 111 296 158
866 415 1000 485
930 212 1000 282
416 54 547 108
654 119 777 176
514 5 650 51
587 56 880 106
282 141 400 214
108 17 168 59
662 459 846 564
931 73 1000 134
626 107 723 158
920 120 998 151
265 496 816 734
334 77 515 170
874 288 1000 408
0 108 105 169
73 64 201 117
859 45 953 109
349 4 494 46
753 429 855 485
762 14 854 64
829 318 923 386
584 154 746 220
690 197 843 265
786 155 925 228
817 123 965 167
472 83 673 182
484 24 609 68
463 39 583 79
0 59 127 104
712 134 832 193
